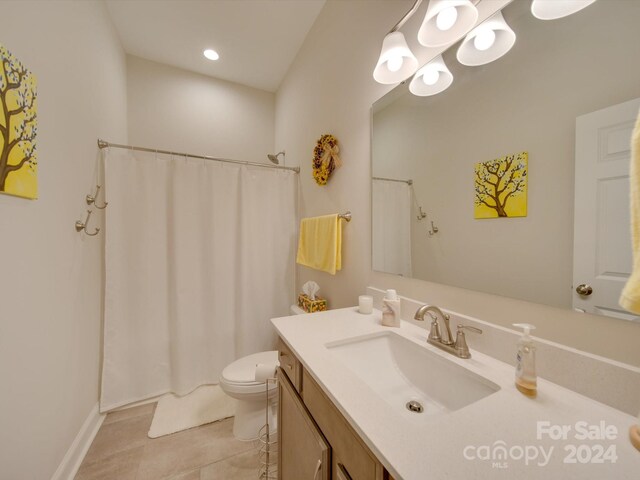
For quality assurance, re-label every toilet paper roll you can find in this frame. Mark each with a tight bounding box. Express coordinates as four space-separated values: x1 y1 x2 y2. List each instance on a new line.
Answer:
255 362 279 382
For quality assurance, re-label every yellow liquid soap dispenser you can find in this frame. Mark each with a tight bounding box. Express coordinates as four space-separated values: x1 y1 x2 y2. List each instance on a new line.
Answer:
631 412 640 452
513 323 537 398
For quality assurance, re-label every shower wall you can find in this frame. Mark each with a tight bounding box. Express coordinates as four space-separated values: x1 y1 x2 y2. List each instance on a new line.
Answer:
0 1 128 479
127 55 276 163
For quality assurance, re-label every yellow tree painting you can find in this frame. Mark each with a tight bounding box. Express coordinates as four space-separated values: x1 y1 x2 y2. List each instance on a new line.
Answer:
474 152 527 218
0 44 37 199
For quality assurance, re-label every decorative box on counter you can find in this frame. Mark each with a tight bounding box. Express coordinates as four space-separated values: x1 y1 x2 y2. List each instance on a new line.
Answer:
297 293 327 313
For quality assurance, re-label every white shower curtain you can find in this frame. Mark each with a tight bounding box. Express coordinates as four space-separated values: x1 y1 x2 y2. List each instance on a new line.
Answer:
101 148 297 411
372 179 412 277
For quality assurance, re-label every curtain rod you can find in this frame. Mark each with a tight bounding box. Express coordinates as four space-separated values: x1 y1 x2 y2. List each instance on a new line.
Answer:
372 176 413 185
97 139 300 173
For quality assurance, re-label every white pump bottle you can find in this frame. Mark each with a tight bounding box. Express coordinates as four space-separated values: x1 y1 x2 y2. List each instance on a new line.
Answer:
381 289 401 327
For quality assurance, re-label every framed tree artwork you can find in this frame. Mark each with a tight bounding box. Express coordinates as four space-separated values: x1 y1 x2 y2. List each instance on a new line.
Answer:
0 44 38 199
474 152 528 219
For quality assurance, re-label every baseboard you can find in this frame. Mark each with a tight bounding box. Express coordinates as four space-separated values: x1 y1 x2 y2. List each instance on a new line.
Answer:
108 393 163 413
51 403 105 480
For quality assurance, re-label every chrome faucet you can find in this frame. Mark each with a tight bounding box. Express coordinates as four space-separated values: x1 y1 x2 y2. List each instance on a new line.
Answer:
414 305 482 359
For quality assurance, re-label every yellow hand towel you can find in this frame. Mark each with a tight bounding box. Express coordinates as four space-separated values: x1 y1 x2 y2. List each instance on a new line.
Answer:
296 214 342 275
620 110 640 313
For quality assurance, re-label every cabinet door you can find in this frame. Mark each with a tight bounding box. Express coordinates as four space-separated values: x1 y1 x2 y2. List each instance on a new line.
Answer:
302 370 383 479
278 369 330 480
334 456 353 480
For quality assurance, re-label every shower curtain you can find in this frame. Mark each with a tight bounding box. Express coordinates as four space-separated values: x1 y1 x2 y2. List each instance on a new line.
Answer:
100 148 297 411
372 179 413 277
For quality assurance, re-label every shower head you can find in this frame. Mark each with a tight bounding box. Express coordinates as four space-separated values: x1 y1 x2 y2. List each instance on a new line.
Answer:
267 151 285 165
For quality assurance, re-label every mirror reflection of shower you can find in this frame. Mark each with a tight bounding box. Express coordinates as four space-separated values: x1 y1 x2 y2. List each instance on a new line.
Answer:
267 150 285 165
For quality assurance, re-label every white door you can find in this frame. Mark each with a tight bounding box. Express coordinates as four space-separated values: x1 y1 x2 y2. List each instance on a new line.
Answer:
573 98 639 321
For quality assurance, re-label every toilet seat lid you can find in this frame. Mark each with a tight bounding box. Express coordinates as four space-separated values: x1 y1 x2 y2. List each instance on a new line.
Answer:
221 350 278 385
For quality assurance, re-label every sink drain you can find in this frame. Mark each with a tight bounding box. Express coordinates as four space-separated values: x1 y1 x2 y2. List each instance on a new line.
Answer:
406 400 424 413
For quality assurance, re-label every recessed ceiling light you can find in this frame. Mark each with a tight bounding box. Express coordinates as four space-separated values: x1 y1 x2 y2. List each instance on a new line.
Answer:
203 49 219 61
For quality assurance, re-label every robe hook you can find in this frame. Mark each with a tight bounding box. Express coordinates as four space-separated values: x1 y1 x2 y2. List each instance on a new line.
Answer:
75 210 100 236
86 185 108 209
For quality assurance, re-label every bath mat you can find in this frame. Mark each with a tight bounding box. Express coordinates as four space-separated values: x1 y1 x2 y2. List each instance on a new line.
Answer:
148 385 236 438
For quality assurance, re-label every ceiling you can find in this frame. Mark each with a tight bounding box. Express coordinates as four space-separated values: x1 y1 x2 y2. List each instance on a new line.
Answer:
105 0 326 92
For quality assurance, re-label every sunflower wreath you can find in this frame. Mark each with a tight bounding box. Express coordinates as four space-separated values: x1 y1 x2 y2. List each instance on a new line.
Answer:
312 134 342 186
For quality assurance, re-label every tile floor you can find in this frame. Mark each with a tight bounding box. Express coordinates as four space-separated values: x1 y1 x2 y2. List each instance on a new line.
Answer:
75 403 261 480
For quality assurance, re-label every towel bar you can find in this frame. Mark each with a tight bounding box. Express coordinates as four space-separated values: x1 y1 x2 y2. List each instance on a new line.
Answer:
338 211 351 222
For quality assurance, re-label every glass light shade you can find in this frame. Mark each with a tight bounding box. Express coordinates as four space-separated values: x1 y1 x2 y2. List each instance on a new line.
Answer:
418 0 479 47
456 11 516 66
409 55 453 96
531 0 597 20
373 31 419 84
436 6 458 30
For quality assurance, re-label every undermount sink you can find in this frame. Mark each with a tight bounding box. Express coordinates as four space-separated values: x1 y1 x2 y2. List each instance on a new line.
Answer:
326 332 500 419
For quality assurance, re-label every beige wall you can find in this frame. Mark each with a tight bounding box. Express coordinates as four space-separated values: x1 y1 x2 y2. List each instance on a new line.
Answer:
275 0 397 313
0 1 128 478
275 0 640 366
127 55 275 162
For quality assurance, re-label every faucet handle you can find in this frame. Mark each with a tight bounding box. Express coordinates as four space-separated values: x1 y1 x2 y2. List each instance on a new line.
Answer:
454 324 482 359
427 311 453 345
427 318 442 342
457 324 482 335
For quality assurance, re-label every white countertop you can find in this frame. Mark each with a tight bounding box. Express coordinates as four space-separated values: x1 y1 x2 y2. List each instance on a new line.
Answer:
271 307 640 480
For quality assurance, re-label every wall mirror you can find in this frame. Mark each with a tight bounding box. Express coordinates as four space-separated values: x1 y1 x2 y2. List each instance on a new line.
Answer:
371 0 640 322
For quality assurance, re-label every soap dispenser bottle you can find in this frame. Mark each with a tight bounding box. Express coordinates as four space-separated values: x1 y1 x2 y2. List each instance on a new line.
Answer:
513 323 537 398
381 289 401 328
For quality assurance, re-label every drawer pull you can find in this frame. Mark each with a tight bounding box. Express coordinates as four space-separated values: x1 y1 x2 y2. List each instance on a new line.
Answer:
337 463 352 480
313 459 322 480
285 363 293 370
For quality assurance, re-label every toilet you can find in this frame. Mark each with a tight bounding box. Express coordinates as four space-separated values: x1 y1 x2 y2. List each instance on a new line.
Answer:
219 304 304 440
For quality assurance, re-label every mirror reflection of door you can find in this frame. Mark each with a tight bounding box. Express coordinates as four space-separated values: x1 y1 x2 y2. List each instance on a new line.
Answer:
573 98 639 321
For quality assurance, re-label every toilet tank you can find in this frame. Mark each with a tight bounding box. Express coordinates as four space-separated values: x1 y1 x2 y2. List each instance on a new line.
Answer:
289 304 305 315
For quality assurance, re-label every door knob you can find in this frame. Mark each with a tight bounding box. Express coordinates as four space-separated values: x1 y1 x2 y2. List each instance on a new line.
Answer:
576 284 593 296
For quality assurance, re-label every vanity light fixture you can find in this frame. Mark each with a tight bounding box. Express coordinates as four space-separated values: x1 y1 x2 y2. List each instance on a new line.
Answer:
373 0 423 84
530 0 597 20
373 31 419 84
203 49 219 61
456 11 516 67
409 55 453 96
418 0 479 48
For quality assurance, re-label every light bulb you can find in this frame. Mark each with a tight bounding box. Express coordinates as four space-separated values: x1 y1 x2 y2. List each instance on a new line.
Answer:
473 29 496 51
422 69 440 86
373 31 419 84
203 49 219 61
436 6 458 31
387 55 404 72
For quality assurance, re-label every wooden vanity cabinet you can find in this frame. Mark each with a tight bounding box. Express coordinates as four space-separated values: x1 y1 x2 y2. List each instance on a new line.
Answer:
277 338 302 392
278 338 393 480
278 369 330 480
